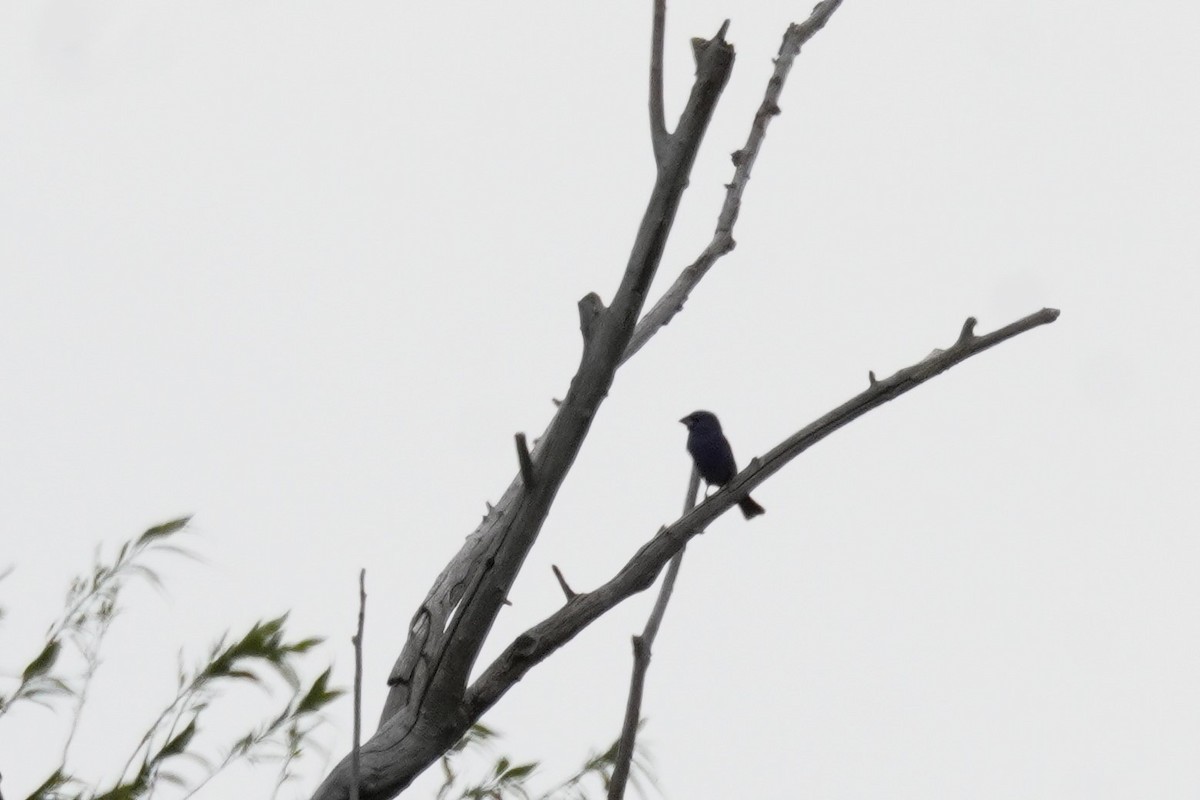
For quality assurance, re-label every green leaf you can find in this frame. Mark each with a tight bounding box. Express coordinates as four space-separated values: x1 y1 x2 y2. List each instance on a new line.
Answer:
152 718 198 763
93 782 143 800
502 762 537 781
23 676 72 701
22 638 61 681
157 770 188 787
127 564 167 594
24 769 73 800
138 516 192 545
287 636 324 653
296 668 344 715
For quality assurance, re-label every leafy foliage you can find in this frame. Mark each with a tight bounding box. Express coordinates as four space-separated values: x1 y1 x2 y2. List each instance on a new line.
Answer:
435 722 658 800
0 517 341 800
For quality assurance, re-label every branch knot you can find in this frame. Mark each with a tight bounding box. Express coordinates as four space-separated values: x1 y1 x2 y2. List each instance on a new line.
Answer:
515 433 536 488
578 292 605 343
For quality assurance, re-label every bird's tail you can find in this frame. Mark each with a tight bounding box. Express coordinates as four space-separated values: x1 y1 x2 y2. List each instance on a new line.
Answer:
738 495 765 519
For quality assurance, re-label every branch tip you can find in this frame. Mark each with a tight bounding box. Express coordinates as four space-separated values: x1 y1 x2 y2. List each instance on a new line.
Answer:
350 568 366 800
551 565 577 601
690 23 732 64
958 317 978 343
578 292 605 343
869 370 877 386
515 433 535 488
648 0 668 162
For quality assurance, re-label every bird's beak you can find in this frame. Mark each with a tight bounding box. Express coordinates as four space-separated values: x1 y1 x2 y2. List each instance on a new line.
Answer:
679 416 689 426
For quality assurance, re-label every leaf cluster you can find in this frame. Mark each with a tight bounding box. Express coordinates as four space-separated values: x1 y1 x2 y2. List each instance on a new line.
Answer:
0 517 190 719
435 722 657 800
0 518 341 800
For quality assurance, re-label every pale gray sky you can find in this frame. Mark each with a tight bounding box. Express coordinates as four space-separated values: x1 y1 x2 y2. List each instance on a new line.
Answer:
2 1 1199 798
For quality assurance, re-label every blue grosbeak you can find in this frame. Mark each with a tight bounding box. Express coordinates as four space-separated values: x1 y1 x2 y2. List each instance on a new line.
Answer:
680 410 765 519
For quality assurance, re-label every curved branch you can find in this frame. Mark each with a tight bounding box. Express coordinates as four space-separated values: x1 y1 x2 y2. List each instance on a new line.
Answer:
465 309 1059 717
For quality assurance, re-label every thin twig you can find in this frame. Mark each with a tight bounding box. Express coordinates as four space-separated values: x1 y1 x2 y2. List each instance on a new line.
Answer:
649 0 668 162
608 467 701 799
58 618 113 766
465 309 1060 717
623 0 845 366
351 569 366 800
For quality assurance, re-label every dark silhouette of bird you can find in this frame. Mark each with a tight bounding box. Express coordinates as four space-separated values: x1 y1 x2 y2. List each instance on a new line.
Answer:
680 410 765 519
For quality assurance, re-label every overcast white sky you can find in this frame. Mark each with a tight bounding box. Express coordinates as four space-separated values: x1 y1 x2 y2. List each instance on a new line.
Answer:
2 1 1199 798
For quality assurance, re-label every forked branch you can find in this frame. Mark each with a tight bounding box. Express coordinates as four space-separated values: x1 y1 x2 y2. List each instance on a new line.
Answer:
649 0 668 161
311 14 736 800
624 0 845 365
465 309 1060 718
608 467 701 800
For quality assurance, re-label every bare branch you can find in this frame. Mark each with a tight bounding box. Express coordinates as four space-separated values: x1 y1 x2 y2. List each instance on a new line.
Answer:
608 466 701 800
622 0 845 365
312 23 736 800
958 316 978 343
578 292 605 344
551 565 577 601
515 433 536 488
465 309 1059 719
351 570 366 800
649 0 668 162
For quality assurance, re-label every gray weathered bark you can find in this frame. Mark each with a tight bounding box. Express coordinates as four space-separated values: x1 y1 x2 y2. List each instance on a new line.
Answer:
311 19 736 800
461 310 1060 722
311 2 1060 797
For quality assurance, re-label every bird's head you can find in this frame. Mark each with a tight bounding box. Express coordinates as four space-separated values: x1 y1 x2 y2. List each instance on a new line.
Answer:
680 410 721 431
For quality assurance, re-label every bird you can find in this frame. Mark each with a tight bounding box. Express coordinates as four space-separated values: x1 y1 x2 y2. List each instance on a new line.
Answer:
679 410 765 519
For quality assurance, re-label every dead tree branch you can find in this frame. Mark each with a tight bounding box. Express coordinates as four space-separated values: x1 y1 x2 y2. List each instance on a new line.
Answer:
464 309 1060 719
309 3 1053 798
608 467 701 800
552 565 577 601
623 0 845 365
649 0 668 162
311 17 736 800
515 433 536 488
351 569 366 800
